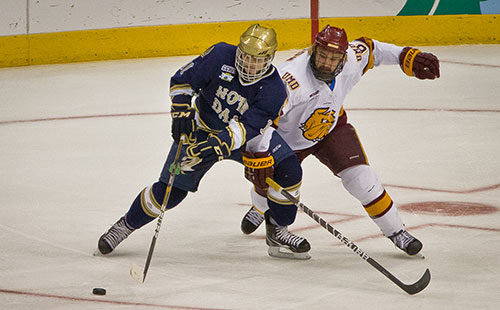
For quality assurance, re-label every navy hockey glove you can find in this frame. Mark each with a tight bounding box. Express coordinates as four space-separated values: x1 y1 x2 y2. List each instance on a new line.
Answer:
242 151 274 190
182 135 231 171
399 47 440 80
171 103 196 144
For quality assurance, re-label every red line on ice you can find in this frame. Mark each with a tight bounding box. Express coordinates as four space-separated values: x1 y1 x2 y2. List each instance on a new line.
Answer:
2 106 500 126
0 288 230 310
0 111 169 125
384 183 500 194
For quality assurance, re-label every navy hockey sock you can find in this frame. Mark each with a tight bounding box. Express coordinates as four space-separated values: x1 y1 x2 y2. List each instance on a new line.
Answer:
125 181 188 229
267 155 302 226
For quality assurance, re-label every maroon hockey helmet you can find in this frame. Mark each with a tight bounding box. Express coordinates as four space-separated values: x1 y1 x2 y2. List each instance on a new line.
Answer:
315 25 349 53
310 25 349 82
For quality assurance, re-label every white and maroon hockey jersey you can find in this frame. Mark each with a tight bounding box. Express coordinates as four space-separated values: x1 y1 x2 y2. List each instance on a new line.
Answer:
275 38 403 151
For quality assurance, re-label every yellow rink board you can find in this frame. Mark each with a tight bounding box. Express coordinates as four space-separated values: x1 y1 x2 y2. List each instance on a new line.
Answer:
0 15 498 68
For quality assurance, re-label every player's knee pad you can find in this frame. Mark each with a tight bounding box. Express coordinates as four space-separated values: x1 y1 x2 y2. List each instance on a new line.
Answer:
266 155 301 226
338 164 384 205
141 181 188 217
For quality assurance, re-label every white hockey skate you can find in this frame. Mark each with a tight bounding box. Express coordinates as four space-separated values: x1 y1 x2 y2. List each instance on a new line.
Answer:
265 211 311 260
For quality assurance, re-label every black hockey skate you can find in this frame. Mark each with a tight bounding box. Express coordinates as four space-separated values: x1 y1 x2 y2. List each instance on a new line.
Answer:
389 229 423 256
241 206 265 234
265 211 311 260
97 216 135 255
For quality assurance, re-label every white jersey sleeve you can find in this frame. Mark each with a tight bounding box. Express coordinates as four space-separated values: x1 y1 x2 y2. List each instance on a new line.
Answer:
349 37 403 73
372 39 403 66
271 40 404 151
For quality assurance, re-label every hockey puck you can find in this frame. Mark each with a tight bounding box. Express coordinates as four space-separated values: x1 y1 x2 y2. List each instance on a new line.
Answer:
92 288 106 296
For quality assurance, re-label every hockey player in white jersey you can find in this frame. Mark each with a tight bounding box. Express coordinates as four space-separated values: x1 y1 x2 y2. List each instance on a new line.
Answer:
241 25 440 256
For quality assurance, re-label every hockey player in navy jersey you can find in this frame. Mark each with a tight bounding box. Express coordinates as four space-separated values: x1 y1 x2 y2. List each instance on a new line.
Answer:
240 25 440 256
97 24 310 259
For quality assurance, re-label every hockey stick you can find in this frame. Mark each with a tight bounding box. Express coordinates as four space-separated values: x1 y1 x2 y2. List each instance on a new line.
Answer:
265 177 431 295
130 137 185 283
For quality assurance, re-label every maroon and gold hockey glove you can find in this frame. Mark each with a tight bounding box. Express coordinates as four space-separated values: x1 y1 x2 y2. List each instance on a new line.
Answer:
242 151 274 190
399 47 440 80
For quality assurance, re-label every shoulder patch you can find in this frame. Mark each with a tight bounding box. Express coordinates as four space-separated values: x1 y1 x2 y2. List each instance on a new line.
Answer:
221 64 236 74
219 72 234 82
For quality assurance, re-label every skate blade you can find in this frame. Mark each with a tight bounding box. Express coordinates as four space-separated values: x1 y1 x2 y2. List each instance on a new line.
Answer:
268 246 311 260
130 264 145 283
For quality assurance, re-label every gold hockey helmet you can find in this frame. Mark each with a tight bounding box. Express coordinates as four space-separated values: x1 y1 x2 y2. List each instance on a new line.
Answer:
235 24 278 83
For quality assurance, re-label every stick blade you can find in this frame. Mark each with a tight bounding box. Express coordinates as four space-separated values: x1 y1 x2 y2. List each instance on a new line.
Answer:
402 268 431 295
130 263 145 283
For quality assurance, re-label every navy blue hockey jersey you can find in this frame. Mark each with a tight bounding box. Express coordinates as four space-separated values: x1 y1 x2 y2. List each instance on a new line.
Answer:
169 42 287 152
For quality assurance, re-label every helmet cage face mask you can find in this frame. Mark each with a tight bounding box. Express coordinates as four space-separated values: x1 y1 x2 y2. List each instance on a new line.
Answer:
235 24 277 83
235 48 273 83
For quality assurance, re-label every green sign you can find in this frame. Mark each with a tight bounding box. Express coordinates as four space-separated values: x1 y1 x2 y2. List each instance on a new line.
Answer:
398 0 500 15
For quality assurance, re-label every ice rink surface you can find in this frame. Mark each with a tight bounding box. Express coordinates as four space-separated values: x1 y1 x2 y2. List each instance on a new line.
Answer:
1 45 499 309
